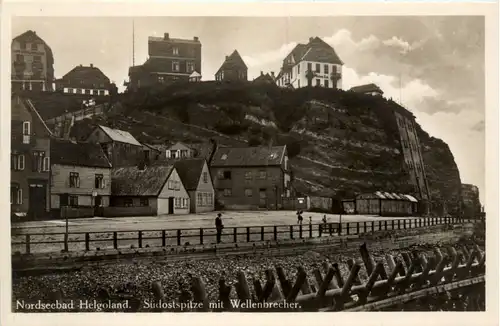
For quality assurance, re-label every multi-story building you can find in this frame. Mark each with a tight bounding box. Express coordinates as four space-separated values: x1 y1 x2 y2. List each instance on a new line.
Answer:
210 145 292 210
86 125 143 168
50 139 112 218
11 95 52 220
174 159 215 213
394 109 431 208
215 50 248 82
11 30 55 92
276 37 343 89
55 64 112 96
461 183 482 217
126 33 202 91
349 83 384 96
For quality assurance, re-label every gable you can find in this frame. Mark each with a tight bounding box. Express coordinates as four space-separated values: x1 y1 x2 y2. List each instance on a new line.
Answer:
87 126 112 143
195 160 214 192
168 142 192 151
158 167 189 198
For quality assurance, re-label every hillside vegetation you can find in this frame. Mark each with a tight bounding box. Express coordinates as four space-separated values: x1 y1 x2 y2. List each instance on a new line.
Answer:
70 81 462 214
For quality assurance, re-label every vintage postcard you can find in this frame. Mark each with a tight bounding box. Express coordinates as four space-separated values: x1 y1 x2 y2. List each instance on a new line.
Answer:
0 2 498 326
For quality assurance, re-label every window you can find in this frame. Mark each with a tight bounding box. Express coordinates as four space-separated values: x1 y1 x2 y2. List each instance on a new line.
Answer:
245 189 253 197
85 89 91 95
99 90 105 96
172 61 180 72
197 193 203 206
324 80 329 88
124 198 133 207
258 171 267 179
175 198 180 208
20 42 26 50
245 171 252 180
42 157 50 172
30 43 37 51
22 121 31 135
168 180 174 190
174 180 181 191
68 88 74 94
259 189 267 199
307 62 312 71
69 195 78 207
92 90 99 95
158 76 165 83
173 47 179 55
34 55 41 62
76 89 82 94
32 151 45 172
140 198 149 206
297 64 300 74
223 188 232 197
11 184 22 205
69 172 80 188
324 64 329 74
180 150 188 158
187 62 195 73
170 150 178 158
95 174 104 188
223 171 232 180
203 172 208 183
332 65 337 73
16 54 24 62
208 193 213 205
316 63 321 72
11 154 25 171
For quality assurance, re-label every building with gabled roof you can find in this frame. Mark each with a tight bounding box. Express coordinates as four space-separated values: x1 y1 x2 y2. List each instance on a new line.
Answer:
55 64 112 96
354 191 419 216
50 138 112 218
215 50 248 82
86 125 143 168
111 164 190 215
173 158 215 213
209 145 292 210
276 36 343 89
11 30 55 92
349 83 384 96
253 71 276 84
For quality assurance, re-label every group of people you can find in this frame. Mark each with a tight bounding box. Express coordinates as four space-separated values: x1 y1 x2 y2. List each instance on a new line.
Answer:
296 211 328 225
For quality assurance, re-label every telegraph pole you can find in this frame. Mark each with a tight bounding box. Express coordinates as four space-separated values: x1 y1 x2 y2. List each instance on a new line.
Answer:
132 19 135 67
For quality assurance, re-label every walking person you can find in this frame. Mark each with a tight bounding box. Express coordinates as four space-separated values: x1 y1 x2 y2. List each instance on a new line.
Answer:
297 210 303 224
215 213 224 244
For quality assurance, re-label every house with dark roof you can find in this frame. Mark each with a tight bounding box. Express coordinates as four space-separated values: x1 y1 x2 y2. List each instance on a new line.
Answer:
349 83 384 96
50 139 112 218
173 159 214 213
126 33 202 91
355 191 419 217
11 30 55 92
215 50 248 82
86 125 143 168
111 164 190 215
276 37 343 89
253 71 276 84
55 64 112 96
210 145 292 210
11 95 52 220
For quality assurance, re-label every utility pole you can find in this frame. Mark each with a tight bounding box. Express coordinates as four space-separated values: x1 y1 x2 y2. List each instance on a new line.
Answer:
132 19 135 67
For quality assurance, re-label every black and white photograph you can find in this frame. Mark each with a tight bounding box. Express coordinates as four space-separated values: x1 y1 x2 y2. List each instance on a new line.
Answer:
1 2 498 325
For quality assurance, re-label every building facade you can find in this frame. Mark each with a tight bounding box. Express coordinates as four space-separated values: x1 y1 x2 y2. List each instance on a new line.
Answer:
126 33 202 91
276 37 343 89
355 191 418 216
86 125 143 168
11 95 52 220
11 30 55 92
394 110 431 205
461 183 482 218
111 165 190 215
349 83 384 96
50 139 112 218
215 50 248 82
210 146 292 210
55 64 112 96
174 159 215 213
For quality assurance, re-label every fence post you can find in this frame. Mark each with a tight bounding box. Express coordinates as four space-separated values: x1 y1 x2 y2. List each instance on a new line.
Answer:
309 223 313 238
419 219 422 228
356 222 360 235
346 222 350 235
391 220 395 230
403 219 406 229
200 228 204 245
162 230 166 247
246 227 250 242
319 224 322 237
378 221 381 232
397 220 401 229
113 232 118 249
384 220 388 231
64 232 69 252
290 225 294 239
299 224 303 239
138 231 143 248
261 226 265 242
371 221 375 233
85 233 90 251
25 234 31 254
234 227 238 243
363 222 367 234
176 230 181 246
273 226 277 241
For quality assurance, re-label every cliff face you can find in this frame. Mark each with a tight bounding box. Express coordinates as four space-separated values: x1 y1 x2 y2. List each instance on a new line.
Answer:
70 82 462 214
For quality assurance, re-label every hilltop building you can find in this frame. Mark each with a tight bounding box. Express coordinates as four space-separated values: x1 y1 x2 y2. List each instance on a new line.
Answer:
276 37 343 89
55 64 112 96
126 33 202 91
253 71 276 84
11 30 55 92
215 50 248 82
350 83 384 96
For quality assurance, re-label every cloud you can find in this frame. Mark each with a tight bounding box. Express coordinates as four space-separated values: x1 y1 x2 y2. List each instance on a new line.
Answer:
471 120 485 132
382 36 426 54
242 42 298 68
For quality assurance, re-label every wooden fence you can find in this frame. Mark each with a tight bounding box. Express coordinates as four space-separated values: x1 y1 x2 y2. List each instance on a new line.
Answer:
76 242 486 312
12 217 473 255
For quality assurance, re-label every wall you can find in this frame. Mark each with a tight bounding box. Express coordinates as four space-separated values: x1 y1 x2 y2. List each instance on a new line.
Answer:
50 164 111 208
148 38 202 75
193 161 215 213
102 206 155 217
110 196 158 215
277 61 342 89
211 166 284 210
157 168 190 215
52 206 95 219
309 196 333 212
11 37 53 91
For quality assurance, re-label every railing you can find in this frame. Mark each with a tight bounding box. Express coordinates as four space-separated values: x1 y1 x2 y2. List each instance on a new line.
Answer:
45 103 107 125
11 217 474 255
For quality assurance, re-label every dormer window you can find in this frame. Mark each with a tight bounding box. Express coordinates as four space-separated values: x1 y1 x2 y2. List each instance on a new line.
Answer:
173 47 179 55
22 121 31 144
221 154 228 160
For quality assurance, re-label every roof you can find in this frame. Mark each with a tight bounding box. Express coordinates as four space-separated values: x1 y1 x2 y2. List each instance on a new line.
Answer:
148 36 200 44
349 83 384 94
11 95 53 137
253 73 275 84
98 125 142 146
282 37 343 68
51 139 111 168
357 191 419 202
216 50 248 74
12 30 54 65
111 164 175 196
60 65 110 86
189 71 202 78
210 145 286 167
173 159 206 191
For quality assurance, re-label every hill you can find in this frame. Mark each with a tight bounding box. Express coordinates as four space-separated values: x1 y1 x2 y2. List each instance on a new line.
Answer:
68 81 462 215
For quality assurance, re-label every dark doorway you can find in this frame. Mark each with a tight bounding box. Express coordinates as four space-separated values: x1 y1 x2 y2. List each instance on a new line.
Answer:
168 197 174 214
259 189 267 209
29 181 47 220
94 195 102 216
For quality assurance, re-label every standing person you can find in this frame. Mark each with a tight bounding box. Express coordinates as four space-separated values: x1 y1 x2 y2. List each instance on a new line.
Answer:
215 213 224 244
297 210 303 224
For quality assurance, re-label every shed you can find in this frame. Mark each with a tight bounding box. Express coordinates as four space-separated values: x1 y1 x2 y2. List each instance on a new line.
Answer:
355 191 418 217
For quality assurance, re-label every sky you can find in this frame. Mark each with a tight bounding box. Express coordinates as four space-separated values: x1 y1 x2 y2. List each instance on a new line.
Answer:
12 16 485 204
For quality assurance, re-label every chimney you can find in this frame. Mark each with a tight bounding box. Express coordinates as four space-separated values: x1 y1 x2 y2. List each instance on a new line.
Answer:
79 64 83 67
260 71 264 76
271 71 275 78
225 55 229 60
194 36 199 41
90 63 93 68
164 33 169 40
309 37 313 42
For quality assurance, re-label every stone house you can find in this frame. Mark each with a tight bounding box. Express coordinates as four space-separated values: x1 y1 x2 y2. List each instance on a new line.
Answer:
210 145 292 210
173 159 215 213
50 138 112 218
111 164 190 215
